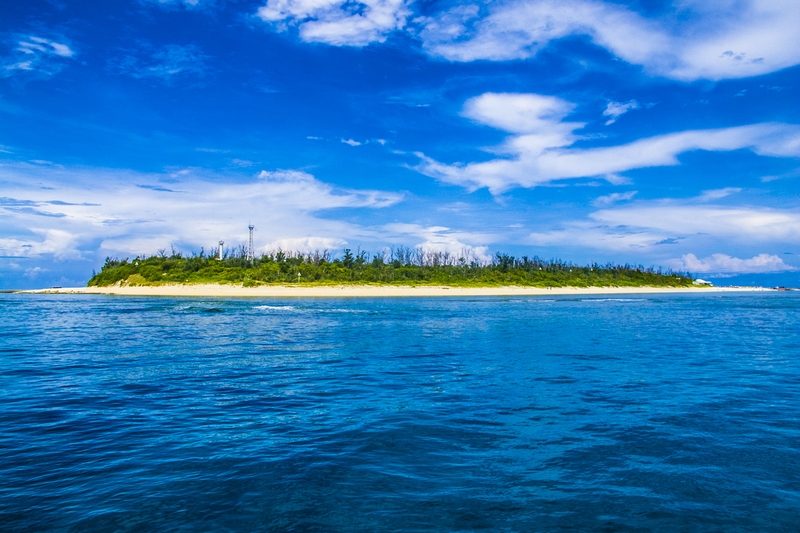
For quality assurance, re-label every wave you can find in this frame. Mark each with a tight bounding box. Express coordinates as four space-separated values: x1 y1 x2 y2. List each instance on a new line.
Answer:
580 298 645 302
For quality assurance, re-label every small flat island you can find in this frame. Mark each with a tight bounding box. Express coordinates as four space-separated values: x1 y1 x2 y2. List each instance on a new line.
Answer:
23 248 772 297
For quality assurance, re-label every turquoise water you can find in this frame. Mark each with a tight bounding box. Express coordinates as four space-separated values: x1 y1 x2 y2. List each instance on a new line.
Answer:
1 293 799 532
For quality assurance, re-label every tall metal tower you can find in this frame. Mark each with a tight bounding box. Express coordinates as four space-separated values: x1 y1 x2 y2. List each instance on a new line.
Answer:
248 224 255 261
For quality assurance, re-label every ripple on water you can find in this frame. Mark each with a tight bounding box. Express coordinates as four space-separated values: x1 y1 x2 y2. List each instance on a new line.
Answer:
0 292 798 532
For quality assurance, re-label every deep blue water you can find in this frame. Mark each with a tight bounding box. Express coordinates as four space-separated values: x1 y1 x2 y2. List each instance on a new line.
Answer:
1 292 799 532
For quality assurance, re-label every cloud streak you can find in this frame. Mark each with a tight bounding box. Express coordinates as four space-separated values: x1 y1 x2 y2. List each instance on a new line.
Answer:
527 200 800 257
2 35 75 78
415 92 800 194
590 204 800 242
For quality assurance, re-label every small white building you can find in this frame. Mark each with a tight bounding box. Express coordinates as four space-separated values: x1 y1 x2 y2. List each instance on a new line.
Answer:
693 278 713 286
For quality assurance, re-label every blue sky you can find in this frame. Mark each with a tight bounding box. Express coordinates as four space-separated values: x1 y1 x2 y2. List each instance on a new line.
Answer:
1 0 799 288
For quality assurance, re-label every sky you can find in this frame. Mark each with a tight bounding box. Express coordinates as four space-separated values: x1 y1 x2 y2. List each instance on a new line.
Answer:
1 0 799 289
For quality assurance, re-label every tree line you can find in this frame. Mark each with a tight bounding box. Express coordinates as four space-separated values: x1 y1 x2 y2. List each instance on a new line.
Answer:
88 245 694 287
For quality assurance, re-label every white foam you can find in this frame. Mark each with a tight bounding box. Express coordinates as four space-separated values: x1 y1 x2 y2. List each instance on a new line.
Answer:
580 298 643 302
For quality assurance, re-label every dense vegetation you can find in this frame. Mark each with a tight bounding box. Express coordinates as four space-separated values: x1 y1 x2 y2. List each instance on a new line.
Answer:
88 246 694 288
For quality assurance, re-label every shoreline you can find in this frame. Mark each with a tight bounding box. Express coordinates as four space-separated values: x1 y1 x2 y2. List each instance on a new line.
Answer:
16 284 775 298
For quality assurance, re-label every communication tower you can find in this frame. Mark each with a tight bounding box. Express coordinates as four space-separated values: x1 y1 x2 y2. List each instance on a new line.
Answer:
248 224 255 261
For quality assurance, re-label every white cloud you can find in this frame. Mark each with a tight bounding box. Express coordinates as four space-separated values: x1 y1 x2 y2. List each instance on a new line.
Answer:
2 35 75 78
696 187 742 201
675 253 797 273
262 236 348 253
415 92 800 194
462 92 580 137
419 0 800 81
0 230 81 260
251 0 800 81
602 174 632 186
603 100 638 125
341 138 362 146
590 204 800 242
761 167 800 182
23 266 46 279
382 223 494 264
592 191 636 207
256 0 411 46
0 164 403 261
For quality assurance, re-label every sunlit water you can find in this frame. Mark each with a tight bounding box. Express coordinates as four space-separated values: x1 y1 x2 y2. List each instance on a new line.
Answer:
1 293 799 532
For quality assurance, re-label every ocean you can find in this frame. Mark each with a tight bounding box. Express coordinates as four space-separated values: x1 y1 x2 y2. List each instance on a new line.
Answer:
1 292 798 532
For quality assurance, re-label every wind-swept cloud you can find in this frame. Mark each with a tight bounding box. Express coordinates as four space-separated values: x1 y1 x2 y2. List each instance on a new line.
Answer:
256 169 400 208
419 0 800 81
674 253 797 274
0 164 402 261
590 204 800 242
761 167 800 183
696 188 742 201
2 34 75 78
415 92 800 194
256 0 411 46
527 200 800 255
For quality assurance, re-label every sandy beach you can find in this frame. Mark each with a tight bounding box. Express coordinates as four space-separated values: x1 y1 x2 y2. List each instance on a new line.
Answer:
19 284 773 297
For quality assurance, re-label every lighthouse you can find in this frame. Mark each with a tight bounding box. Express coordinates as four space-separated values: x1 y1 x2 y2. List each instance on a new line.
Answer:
248 224 255 261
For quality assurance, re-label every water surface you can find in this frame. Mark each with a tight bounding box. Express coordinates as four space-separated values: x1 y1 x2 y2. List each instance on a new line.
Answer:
1 293 798 532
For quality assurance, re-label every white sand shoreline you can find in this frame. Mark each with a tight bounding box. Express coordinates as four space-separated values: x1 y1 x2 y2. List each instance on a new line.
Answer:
17 284 775 298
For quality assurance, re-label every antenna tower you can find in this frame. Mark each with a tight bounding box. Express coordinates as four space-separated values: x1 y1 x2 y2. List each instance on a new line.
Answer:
248 224 255 261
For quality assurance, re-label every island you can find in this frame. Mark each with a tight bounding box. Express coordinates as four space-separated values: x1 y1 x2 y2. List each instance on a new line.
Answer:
22 248 774 296
85 248 695 288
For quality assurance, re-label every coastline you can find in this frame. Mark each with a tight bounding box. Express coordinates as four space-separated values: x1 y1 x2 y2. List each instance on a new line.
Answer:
18 284 774 297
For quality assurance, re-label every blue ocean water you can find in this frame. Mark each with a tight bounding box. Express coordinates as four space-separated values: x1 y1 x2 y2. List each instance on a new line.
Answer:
1 293 799 532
